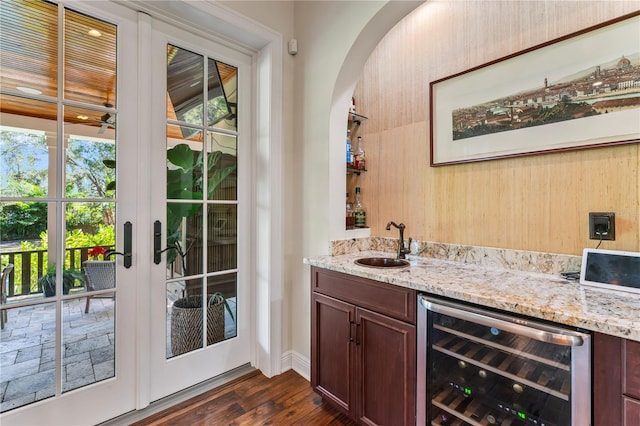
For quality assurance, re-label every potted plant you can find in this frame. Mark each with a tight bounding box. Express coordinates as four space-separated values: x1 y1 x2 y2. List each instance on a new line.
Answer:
87 246 108 260
39 264 85 297
171 292 235 356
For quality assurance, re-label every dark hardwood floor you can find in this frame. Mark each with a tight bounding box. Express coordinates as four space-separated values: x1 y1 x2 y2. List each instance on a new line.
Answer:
132 370 357 425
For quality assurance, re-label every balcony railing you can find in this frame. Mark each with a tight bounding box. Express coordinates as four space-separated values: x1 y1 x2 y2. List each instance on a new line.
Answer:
1 245 114 297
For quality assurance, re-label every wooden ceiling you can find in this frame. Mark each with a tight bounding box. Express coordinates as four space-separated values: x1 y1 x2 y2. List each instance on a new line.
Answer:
1 0 117 124
1 0 237 134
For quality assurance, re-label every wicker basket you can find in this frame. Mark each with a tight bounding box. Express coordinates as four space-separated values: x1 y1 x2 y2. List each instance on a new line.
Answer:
170 295 225 356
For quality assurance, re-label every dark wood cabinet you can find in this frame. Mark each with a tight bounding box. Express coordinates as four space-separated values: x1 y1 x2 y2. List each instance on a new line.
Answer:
312 292 357 417
311 267 417 426
356 307 416 426
593 333 640 426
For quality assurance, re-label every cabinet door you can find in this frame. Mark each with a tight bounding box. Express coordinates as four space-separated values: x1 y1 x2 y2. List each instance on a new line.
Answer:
357 307 416 426
624 339 640 399
624 397 640 426
594 332 623 426
311 293 356 418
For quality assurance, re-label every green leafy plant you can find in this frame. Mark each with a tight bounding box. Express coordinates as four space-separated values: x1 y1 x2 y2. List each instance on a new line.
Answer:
38 264 85 297
164 144 236 266
102 143 236 306
104 144 235 265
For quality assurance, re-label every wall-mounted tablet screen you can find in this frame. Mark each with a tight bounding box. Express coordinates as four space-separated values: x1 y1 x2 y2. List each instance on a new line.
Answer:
580 249 640 294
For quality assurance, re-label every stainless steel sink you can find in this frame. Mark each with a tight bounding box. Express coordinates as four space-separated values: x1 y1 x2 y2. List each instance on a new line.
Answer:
355 257 410 268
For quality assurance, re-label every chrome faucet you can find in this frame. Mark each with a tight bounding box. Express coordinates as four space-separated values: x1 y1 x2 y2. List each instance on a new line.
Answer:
386 221 411 259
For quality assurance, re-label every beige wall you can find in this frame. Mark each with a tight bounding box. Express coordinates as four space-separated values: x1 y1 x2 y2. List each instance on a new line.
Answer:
352 1 640 255
220 1 640 367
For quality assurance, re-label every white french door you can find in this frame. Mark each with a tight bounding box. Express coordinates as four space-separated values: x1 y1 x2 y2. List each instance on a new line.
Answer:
2 2 257 422
147 20 251 401
0 1 138 424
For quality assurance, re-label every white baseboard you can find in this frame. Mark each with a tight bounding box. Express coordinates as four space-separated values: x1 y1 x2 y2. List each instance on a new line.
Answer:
281 350 310 381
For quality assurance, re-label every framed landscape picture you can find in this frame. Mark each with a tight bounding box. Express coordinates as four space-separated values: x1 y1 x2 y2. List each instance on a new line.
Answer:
430 11 640 166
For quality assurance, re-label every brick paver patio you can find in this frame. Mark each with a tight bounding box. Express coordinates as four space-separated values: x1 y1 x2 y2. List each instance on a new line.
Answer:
0 296 114 413
1 292 237 414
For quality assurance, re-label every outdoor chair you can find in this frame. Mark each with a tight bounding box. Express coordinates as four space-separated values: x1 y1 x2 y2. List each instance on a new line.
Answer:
1 264 14 329
83 261 115 313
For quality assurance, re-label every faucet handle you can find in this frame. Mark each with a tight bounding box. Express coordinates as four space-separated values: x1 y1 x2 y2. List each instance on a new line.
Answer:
401 237 412 255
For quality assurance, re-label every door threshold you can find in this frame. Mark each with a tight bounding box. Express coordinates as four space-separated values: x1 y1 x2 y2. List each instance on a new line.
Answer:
99 363 256 425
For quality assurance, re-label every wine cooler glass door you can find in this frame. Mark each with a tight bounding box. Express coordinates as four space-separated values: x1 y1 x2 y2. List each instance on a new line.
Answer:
418 296 591 426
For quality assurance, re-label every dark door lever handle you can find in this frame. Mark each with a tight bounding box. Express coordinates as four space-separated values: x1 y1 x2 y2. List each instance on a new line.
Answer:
106 221 132 269
154 220 162 265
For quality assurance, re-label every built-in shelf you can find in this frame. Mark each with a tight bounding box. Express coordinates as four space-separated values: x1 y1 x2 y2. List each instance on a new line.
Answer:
347 166 367 176
349 112 368 127
345 110 369 234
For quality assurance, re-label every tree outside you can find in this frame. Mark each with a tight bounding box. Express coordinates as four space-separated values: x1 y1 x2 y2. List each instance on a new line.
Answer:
1 128 116 294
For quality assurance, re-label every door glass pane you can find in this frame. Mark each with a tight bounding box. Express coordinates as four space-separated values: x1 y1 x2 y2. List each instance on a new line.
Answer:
167 46 203 125
166 202 203 278
167 278 202 358
206 132 237 201
64 9 116 107
62 293 115 392
0 96 57 198
0 302 57 410
0 0 58 98
211 61 237 132
207 59 231 129
64 106 116 199
1 201 50 297
206 272 237 347
208 204 236 272
166 140 203 200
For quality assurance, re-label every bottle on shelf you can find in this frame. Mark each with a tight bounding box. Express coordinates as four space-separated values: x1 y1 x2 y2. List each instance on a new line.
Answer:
353 136 366 170
354 186 366 228
346 129 353 167
346 192 355 229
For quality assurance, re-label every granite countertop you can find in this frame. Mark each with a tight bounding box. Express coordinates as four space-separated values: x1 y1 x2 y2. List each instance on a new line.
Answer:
305 250 640 342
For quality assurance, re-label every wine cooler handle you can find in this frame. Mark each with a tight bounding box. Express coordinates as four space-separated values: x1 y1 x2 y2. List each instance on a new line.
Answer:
420 296 585 347
153 220 162 265
106 221 132 269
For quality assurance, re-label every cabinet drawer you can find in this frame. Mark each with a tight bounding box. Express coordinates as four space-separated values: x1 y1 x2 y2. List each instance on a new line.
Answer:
624 339 640 399
311 267 416 324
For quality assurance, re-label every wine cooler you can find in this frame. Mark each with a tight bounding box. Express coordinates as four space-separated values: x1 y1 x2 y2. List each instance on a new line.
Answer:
417 296 591 426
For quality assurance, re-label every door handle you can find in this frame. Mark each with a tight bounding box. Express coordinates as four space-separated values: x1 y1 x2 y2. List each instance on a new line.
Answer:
106 221 133 268
154 220 162 264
